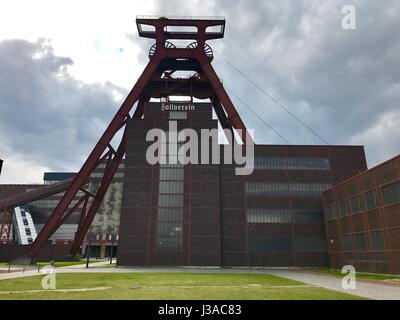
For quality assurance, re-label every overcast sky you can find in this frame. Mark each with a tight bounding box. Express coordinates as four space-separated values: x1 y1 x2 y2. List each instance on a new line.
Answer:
0 0 399 183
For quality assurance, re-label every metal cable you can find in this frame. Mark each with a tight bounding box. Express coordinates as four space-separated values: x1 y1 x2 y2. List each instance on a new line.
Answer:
225 86 291 145
215 51 329 145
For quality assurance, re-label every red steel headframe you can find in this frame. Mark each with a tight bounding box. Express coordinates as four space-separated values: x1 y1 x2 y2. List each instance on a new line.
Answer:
28 16 251 257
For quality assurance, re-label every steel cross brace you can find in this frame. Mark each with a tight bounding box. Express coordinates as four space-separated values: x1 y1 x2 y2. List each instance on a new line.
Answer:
28 60 159 257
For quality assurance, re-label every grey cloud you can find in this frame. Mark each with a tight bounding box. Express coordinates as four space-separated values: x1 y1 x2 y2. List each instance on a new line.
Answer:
0 39 125 172
1 0 399 175
145 0 400 166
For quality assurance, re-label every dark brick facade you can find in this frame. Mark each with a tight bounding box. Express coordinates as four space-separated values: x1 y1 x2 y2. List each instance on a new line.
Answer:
117 102 367 267
323 155 400 274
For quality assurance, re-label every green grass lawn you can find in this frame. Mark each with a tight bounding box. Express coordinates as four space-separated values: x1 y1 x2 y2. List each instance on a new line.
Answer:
0 272 364 300
314 268 400 282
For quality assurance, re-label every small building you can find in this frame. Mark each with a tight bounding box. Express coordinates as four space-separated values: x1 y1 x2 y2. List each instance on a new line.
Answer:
323 155 400 274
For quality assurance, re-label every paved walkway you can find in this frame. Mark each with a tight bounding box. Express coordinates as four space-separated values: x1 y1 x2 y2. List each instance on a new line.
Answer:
264 270 400 300
1 266 400 300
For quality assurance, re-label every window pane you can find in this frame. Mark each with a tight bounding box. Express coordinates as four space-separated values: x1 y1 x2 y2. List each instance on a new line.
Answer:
246 209 291 223
160 168 184 180
370 230 385 250
382 181 400 205
351 195 362 214
159 181 184 193
356 233 367 251
326 204 337 220
157 222 182 248
158 194 184 207
254 157 330 170
158 208 183 222
169 111 187 119
342 234 353 251
364 190 377 210
338 200 349 217
245 182 331 197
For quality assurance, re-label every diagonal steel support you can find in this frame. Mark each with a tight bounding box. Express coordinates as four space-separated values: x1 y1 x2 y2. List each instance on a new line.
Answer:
28 60 159 257
201 62 253 145
69 128 128 256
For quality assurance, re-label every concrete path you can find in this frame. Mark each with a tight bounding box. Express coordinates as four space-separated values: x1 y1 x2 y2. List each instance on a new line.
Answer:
264 269 400 300
1 266 400 300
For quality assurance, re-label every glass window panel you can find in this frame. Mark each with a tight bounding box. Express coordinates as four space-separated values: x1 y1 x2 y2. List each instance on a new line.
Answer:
158 208 183 222
246 209 291 223
158 194 184 207
382 181 400 205
370 230 385 250
356 233 368 251
364 190 377 210
326 204 337 220
157 222 182 248
342 234 353 251
159 181 184 194
351 195 362 214
169 111 187 119
338 200 349 217
160 168 184 180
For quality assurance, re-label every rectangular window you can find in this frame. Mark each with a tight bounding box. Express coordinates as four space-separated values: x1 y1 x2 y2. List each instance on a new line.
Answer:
338 200 349 217
289 183 332 196
351 195 362 214
159 167 184 180
326 204 337 220
157 143 184 249
364 190 377 210
245 182 289 196
287 158 330 170
158 194 183 207
355 233 368 251
159 181 184 194
157 222 182 248
382 181 400 205
157 208 183 222
342 234 353 251
246 209 291 223
169 111 187 120
370 230 385 250
254 157 286 169
245 182 331 197
254 157 330 170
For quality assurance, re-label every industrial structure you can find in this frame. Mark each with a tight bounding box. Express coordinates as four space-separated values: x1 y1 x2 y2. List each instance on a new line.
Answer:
0 16 398 272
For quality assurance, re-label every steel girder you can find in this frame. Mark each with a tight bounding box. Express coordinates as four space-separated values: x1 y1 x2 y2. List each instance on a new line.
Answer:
28 17 251 257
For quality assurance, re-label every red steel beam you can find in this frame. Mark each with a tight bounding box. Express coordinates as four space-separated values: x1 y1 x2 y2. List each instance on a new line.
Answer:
201 62 253 145
69 129 127 256
27 17 251 258
28 60 159 257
